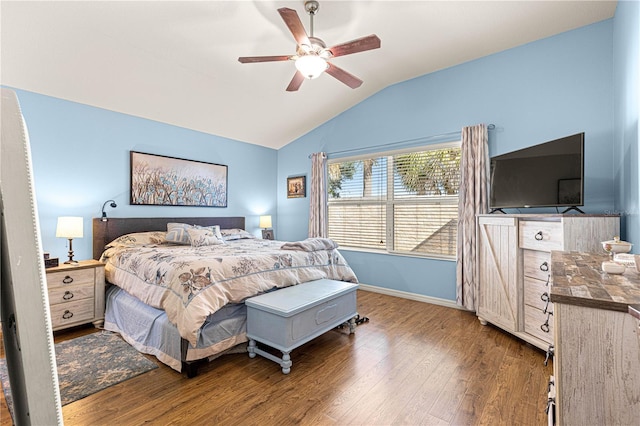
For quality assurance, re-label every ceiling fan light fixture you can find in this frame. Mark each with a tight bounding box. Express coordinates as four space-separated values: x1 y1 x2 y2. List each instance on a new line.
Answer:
295 54 328 79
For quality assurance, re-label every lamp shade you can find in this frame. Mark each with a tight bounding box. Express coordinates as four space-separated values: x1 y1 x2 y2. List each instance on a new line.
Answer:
56 216 83 239
259 215 272 229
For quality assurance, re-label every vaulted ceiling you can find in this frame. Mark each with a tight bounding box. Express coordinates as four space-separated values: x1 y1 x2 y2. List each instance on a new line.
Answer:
0 1 617 149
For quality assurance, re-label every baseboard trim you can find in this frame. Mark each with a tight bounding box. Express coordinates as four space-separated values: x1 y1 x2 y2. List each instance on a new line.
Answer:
357 283 465 311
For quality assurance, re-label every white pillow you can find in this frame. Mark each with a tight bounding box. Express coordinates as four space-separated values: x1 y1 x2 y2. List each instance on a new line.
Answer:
186 227 225 247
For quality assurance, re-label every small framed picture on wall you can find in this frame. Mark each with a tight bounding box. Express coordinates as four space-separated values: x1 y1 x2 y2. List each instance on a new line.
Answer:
287 175 306 198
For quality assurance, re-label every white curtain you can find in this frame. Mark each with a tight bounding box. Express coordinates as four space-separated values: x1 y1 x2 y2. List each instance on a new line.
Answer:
456 124 489 311
309 152 328 238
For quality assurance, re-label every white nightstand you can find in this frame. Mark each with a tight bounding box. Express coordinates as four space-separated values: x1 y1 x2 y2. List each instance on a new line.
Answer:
45 259 105 331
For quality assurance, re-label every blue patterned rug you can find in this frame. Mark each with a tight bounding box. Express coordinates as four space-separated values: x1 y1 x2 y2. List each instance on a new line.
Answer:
1 332 157 421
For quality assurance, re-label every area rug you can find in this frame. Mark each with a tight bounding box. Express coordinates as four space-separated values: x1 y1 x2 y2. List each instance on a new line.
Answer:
0 332 158 420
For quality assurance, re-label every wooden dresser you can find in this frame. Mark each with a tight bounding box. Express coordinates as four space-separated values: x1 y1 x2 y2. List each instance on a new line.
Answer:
45 259 105 331
550 251 640 425
476 214 619 351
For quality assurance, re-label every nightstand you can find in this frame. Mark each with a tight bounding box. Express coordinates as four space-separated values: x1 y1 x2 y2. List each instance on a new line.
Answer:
45 259 105 331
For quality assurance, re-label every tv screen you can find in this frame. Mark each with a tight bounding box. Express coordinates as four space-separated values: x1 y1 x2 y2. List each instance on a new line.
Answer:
489 132 584 212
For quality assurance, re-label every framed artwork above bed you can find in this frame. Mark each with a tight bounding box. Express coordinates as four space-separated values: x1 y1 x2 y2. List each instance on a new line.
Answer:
130 151 228 207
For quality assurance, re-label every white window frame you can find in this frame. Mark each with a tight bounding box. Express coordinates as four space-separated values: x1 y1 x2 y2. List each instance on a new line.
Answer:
327 141 461 260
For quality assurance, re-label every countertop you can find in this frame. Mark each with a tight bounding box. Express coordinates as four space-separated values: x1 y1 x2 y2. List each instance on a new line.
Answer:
550 251 640 312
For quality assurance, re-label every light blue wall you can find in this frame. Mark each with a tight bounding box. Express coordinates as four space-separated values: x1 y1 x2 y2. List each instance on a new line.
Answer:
11 89 278 262
278 20 616 300
613 0 640 252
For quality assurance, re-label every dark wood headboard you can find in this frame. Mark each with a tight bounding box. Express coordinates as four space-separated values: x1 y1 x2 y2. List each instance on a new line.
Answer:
92 216 245 260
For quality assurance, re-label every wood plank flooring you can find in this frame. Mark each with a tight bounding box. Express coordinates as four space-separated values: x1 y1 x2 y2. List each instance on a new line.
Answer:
1 290 553 425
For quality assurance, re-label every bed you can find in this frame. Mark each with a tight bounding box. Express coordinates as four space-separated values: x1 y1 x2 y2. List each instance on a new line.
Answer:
92 217 358 377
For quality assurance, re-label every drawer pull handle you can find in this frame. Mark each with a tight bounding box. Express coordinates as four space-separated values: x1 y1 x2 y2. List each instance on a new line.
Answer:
62 310 74 320
540 311 553 333
534 231 543 241
539 262 549 272
62 275 74 284
62 291 74 300
544 345 554 366
545 275 550 287
541 292 549 302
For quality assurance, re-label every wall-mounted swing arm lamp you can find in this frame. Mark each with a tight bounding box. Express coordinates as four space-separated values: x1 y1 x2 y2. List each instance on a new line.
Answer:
101 199 117 222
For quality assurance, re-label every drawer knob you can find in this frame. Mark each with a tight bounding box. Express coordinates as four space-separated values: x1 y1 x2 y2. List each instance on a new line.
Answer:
62 290 74 300
539 262 549 272
534 231 544 241
62 310 74 320
62 275 74 284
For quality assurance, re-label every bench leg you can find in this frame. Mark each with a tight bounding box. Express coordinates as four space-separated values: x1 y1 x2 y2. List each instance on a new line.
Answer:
348 316 357 334
281 351 292 374
248 339 257 358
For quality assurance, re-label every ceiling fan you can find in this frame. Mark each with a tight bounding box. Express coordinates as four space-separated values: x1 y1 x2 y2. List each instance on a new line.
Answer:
238 0 381 92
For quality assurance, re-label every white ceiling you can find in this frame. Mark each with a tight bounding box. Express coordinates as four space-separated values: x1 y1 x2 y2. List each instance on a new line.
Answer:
1 0 617 149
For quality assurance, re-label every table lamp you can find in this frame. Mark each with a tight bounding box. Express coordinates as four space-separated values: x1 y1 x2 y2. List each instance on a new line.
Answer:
56 216 83 264
259 215 273 239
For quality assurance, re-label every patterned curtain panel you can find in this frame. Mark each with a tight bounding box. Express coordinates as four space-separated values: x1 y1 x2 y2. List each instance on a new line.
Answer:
456 124 489 311
309 152 328 238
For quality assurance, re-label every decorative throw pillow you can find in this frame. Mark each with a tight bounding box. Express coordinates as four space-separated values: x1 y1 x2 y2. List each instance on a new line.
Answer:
186 227 225 247
105 231 167 248
194 224 224 241
166 223 193 245
220 228 256 241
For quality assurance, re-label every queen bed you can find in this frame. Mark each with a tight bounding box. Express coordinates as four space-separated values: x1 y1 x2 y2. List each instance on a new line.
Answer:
92 217 358 377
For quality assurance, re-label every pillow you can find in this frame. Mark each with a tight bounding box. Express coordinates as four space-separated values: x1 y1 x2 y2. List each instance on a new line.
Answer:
166 223 225 245
105 231 167 248
220 228 256 241
166 222 193 245
186 227 225 247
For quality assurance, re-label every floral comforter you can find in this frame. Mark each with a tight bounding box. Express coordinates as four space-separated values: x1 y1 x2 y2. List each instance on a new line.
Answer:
101 238 358 346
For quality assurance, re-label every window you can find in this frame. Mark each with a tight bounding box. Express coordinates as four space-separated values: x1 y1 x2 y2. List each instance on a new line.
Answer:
327 142 461 259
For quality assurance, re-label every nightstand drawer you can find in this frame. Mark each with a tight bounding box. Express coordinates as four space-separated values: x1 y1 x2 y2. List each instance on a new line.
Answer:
50 298 94 329
46 267 94 288
524 276 553 312
524 304 553 344
519 221 563 251
48 282 93 304
523 250 551 281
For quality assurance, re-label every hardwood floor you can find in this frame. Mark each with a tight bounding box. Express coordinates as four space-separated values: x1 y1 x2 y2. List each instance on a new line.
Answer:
1 290 553 425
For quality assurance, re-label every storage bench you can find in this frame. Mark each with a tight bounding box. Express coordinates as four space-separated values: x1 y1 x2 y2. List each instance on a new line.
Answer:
246 279 358 374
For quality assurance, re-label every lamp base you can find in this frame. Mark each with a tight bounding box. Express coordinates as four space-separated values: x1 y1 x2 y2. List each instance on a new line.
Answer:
64 259 79 265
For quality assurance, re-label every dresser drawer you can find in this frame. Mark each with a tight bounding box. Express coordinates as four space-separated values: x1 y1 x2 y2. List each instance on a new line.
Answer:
524 276 553 312
46 267 94 288
50 298 94 329
519 221 563 251
523 250 551 281
524 304 553 344
48 282 93 304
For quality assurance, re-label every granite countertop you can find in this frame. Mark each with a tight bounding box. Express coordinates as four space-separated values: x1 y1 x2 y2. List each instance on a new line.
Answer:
550 251 640 312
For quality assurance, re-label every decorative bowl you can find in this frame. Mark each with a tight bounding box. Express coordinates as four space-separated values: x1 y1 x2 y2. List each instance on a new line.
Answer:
601 237 633 255
602 261 626 274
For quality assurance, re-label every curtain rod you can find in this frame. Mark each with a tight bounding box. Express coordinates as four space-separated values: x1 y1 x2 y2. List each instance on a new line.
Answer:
309 124 495 159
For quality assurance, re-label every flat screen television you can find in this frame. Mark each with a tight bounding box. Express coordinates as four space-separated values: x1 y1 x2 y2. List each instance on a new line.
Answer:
489 132 584 213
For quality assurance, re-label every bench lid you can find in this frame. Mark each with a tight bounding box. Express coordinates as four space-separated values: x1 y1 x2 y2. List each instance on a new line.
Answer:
245 279 358 316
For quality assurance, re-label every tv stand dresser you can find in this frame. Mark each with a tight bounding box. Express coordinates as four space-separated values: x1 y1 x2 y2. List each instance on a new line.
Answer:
476 214 619 351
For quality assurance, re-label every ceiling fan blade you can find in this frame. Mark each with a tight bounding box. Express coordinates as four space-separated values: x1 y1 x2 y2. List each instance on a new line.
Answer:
328 35 381 58
238 55 291 64
286 71 305 92
278 7 311 47
326 63 363 89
